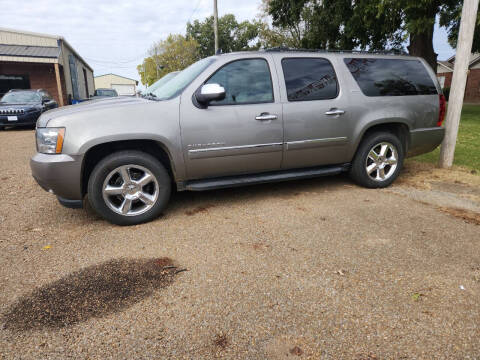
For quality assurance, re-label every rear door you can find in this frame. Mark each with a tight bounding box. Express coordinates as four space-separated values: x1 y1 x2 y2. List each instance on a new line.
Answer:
274 55 352 169
180 55 283 180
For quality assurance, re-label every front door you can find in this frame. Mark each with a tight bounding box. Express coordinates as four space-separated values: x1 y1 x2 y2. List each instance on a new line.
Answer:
180 56 283 180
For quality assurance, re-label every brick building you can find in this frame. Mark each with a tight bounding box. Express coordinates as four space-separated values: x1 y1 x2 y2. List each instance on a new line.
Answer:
0 27 94 106
437 53 480 103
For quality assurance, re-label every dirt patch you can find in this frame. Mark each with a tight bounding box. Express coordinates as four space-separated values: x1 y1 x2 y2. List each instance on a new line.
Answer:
237 242 271 251
355 353 378 360
185 204 215 216
391 161 480 221
431 181 480 199
439 207 480 225
289 346 303 356
399 161 480 190
472 267 480 283
213 333 229 349
2 258 181 331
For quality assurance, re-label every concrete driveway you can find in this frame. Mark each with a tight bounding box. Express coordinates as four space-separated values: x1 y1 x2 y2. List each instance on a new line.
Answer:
1 130 479 359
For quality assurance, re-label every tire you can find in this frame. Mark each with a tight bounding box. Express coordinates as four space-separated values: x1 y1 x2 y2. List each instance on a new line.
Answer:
88 150 171 225
349 131 404 188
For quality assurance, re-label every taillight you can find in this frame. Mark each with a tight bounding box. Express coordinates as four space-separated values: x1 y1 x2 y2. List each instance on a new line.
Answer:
437 94 446 126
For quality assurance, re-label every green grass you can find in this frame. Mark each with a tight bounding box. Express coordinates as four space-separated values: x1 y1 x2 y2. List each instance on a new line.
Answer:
411 104 480 173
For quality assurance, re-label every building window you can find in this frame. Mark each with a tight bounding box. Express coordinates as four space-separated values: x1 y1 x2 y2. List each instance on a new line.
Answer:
437 76 446 89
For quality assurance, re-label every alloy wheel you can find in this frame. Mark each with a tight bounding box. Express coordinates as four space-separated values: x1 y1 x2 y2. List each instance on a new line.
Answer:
102 164 159 216
365 142 398 181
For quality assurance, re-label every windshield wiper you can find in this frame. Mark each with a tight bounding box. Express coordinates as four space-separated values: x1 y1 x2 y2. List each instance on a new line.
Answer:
142 93 160 101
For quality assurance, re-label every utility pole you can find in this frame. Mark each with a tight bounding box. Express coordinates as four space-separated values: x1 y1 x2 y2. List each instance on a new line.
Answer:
213 0 219 54
439 0 479 168
153 48 159 79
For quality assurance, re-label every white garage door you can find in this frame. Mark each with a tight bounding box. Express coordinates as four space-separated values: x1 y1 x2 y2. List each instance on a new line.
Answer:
111 84 135 96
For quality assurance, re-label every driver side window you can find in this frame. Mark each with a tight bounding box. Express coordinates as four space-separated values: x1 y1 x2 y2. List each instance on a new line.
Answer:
206 58 273 105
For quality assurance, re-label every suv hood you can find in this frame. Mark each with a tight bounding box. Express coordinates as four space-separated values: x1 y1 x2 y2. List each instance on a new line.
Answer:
37 96 149 127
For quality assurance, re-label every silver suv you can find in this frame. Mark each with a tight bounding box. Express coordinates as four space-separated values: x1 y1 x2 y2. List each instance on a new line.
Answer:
31 50 446 225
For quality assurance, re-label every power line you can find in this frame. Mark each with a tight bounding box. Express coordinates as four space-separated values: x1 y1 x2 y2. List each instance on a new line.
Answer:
84 52 147 65
186 0 204 26
87 1 207 67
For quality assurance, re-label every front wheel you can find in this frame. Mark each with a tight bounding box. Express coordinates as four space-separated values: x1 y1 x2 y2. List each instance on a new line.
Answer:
88 150 171 225
349 132 404 188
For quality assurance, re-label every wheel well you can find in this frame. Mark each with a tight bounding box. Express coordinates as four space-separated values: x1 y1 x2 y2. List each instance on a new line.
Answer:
81 140 174 196
361 123 409 154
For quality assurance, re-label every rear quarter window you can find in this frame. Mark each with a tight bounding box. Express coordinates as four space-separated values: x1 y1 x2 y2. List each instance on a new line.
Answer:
344 58 437 96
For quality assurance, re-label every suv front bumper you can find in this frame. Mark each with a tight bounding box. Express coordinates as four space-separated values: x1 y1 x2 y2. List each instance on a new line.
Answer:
0 112 41 127
30 153 84 207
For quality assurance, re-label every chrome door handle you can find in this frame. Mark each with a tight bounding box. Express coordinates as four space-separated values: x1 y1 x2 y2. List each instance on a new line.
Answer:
325 109 345 116
255 113 278 121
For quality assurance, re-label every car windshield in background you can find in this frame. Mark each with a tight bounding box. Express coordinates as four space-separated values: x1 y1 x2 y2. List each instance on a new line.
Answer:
0 91 41 104
95 89 117 97
143 71 179 95
151 58 216 100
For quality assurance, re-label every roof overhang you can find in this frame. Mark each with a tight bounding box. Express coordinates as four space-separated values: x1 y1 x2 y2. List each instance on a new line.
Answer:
0 44 60 58
0 55 58 64
0 26 93 73
437 62 453 72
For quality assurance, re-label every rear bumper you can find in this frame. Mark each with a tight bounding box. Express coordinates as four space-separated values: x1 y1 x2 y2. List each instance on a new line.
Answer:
407 127 445 157
30 153 83 201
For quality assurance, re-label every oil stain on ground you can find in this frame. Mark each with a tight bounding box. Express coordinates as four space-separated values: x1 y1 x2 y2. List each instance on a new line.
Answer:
3 257 180 331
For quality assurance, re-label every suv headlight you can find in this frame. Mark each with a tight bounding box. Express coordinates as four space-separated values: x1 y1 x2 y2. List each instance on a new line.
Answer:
36 128 65 154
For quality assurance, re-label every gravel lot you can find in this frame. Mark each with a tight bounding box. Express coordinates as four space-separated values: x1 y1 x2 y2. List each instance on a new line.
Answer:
1 129 479 359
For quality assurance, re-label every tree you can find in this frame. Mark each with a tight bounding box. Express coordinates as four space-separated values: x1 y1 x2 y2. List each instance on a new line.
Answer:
266 0 480 72
257 0 302 48
266 0 403 50
440 1 480 51
186 14 262 57
137 34 200 86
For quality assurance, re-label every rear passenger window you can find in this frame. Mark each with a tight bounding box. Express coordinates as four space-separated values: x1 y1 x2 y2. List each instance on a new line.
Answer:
281 58 338 101
344 58 438 96
206 58 273 105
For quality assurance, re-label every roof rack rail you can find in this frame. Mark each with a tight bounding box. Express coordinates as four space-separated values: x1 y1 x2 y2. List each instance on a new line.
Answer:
264 47 408 56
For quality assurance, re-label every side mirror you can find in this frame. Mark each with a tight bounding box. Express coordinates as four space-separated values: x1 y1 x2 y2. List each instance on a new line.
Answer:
42 98 48 104
195 83 225 106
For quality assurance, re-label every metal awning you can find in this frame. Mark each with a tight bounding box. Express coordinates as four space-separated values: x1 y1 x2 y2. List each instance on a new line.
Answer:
0 44 60 59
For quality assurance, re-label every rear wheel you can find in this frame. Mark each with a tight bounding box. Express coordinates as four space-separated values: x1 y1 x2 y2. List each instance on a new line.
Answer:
349 131 404 188
88 150 171 225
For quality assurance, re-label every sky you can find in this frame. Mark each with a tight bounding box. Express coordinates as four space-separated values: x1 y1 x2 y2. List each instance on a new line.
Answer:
0 0 455 90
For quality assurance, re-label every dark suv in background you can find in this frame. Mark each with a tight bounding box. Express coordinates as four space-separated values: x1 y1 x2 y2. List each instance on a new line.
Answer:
0 89 57 129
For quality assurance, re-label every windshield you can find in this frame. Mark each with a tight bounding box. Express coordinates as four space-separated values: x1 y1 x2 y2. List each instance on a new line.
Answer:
143 71 179 95
95 89 117 97
0 91 41 104
152 57 215 100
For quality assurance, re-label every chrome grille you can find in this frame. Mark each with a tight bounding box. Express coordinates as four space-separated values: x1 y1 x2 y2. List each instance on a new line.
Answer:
0 109 25 115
